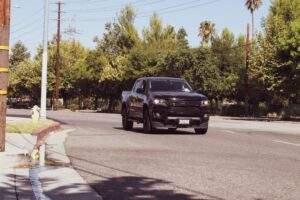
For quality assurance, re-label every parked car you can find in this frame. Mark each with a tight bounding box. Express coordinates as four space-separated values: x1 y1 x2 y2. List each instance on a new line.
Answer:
121 77 210 134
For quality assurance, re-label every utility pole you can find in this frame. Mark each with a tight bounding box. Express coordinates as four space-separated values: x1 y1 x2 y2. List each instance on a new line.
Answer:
0 0 10 152
55 0 61 110
40 0 49 120
245 23 251 117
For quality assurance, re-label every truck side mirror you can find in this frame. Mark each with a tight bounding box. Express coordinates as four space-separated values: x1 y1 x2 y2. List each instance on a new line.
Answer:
136 88 144 94
196 89 202 94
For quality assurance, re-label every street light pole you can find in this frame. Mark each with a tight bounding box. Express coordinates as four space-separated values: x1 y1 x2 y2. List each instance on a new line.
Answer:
40 0 49 120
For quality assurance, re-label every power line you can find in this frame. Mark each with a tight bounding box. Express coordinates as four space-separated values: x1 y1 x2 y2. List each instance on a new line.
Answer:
11 22 43 40
11 25 56 42
11 6 44 26
65 0 222 22
66 0 146 13
138 0 222 18
60 0 110 4
11 14 44 34
11 4 58 34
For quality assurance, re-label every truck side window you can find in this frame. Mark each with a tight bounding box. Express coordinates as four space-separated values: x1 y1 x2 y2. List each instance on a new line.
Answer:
140 80 146 92
133 80 141 93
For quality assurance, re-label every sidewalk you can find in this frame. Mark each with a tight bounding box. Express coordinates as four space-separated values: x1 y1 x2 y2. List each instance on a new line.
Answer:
210 116 300 135
0 117 102 200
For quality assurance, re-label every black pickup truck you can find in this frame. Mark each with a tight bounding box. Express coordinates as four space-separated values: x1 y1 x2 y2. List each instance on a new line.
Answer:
121 77 210 134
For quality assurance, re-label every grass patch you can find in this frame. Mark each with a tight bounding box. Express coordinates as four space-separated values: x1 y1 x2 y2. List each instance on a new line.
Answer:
6 120 55 134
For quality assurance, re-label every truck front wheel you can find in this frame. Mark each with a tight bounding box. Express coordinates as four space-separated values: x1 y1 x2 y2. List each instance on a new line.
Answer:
194 128 208 135
143 109 153 133
122 107 133 130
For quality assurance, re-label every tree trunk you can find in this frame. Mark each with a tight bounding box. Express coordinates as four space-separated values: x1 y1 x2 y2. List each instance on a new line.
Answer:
78 97 81 110
215 98 219 115
108 97 113 112
94 96 99 110
63 97 68 109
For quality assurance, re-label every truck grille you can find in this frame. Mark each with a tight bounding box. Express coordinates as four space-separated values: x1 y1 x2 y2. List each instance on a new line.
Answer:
167 99 201 107
168 106 201 117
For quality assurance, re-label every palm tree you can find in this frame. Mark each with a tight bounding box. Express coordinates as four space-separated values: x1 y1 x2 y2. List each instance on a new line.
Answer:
245 0 263 39
198 21 216 46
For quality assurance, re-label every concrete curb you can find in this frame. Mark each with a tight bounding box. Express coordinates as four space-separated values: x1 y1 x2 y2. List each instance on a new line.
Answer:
29 122 62 156
1 117 103 199
44 128 103 200
211 116 300 124
0 121 60 168
33 122 61 135
45 128 74 164
33 122 61 143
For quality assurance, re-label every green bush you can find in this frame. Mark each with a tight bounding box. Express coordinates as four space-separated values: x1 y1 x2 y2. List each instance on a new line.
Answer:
252 102 268 117
67 103 79 112
281 104 300 119
221 104 245 117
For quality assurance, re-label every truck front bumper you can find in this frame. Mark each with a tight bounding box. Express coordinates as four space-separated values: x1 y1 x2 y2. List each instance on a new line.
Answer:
151 116 209 129
150 104 210 129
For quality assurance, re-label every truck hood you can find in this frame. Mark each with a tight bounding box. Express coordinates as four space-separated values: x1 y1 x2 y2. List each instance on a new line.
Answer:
152 91 206 101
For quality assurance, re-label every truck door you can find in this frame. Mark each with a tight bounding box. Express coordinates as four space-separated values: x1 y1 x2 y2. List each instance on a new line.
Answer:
135 80 147 119
130 80 142 118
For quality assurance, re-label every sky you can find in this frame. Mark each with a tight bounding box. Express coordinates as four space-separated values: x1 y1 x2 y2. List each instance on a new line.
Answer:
10 0 271 56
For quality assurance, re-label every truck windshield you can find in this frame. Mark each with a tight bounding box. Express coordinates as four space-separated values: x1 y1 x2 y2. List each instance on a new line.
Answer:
149 80 193 92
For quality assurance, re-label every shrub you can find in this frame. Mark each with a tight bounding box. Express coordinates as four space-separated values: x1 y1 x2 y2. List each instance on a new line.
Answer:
221 104 245 117
67 104 79 112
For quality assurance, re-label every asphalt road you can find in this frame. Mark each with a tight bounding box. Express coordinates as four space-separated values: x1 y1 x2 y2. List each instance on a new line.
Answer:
7 110 300 200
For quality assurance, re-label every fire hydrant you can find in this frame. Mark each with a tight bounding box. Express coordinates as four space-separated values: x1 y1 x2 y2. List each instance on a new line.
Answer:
32 105 40 123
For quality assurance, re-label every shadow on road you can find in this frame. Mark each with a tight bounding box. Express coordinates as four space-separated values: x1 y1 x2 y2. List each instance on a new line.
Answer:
2 171 220 200
1 173 101 200
114 127 198 135
90 176 216 200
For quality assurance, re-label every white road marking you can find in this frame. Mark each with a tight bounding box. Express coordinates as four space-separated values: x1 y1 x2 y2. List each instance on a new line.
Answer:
272 140 300 147
223 130 237 134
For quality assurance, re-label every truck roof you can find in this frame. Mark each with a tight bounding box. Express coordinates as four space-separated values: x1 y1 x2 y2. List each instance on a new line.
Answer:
138 77 185 81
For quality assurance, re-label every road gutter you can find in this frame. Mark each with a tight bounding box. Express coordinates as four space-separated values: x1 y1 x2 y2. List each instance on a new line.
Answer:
272 140 300 147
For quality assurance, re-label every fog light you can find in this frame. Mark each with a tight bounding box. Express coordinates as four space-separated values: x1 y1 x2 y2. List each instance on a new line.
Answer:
154 112 161 118
204 114 209 118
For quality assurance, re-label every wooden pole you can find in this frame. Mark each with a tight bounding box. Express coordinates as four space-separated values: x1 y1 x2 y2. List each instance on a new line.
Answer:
245 23 251 117
55 0 61 110
0 0 11 152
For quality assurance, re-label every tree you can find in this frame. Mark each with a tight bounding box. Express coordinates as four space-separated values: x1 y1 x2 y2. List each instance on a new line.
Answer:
210 29 246 101
184 47 222 105
176 27 189 48
143 12 164 44
245 0 263 39
251 0 300 111
9 59 41 105
9 41 30 68
198 21 216 46
98 5 140 57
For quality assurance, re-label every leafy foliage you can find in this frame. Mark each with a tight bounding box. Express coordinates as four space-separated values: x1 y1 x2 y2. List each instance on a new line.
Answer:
9 41 30 68
251 0 300 103
8 2 300 117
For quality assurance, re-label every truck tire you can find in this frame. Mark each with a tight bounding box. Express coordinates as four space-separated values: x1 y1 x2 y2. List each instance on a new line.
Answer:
143 109 153 133
122 107 133 130
194 128 208 135
168 128 177 132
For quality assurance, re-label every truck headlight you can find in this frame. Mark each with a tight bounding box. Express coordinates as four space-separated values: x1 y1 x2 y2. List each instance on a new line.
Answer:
153 99 167 106
201 100 209 107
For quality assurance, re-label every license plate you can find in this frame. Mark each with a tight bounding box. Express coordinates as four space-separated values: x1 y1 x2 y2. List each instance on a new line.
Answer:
179 120 190 125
